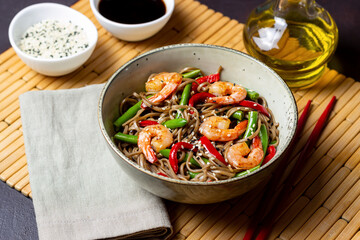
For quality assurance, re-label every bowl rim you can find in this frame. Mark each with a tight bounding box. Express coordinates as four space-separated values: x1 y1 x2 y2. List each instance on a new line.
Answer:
98 43 298 186
89 0 175 28
8 2 98 63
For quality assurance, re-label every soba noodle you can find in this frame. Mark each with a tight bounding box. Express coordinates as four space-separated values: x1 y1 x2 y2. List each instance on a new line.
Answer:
115 67 279 182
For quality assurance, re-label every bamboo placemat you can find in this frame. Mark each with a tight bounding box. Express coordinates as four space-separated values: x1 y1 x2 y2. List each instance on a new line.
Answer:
1 0 360 239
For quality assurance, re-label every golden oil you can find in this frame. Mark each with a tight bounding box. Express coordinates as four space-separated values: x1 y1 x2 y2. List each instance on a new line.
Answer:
243 0 338 88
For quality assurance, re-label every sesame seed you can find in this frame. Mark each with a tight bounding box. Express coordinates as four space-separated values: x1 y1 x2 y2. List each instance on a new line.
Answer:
19 19 89 59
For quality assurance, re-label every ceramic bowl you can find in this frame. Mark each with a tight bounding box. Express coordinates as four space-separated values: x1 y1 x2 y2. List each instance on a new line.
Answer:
90 0 174 41
98 44 298 204
8 3 98 76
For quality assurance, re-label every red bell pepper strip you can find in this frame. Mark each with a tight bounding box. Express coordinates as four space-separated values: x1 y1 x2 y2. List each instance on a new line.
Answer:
261 145 276 166
169 142 198 174
139 120 158 127
191 73 220 92
239 100 270 118
199 136 227 165
157 172 168 177
189 92 216 107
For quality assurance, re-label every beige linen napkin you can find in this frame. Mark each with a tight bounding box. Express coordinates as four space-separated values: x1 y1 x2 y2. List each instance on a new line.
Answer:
19 84 172 240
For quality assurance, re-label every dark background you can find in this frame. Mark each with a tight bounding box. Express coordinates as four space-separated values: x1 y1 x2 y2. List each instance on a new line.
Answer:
0 0 359 239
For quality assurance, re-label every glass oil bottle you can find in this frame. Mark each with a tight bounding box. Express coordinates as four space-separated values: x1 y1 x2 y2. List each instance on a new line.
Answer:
243 0 338 88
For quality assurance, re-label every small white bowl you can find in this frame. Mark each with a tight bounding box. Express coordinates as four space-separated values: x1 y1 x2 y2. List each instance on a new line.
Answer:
90 0 174 42
9 3 98 76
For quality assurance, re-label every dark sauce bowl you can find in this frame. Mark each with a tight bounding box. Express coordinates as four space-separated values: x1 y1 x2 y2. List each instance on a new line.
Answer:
90 0 174 41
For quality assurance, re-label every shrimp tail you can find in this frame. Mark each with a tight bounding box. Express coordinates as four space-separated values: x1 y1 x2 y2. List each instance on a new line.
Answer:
144 145 158 163
235 120 248 136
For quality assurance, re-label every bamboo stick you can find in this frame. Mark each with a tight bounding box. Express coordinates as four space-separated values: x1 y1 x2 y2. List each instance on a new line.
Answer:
186 203 231 240
222 24 245 48
22 70 37 82
0 146 25 173
187 11 224 39
351 231 360 240
214 214 248 240
8 61 28 74
268 196 310 240
293 117 360 186
14 174 29 191
179 203 222 236
0 75 45 112
291 207 329 240
5 108 21 124
171 204 208 236
0 155 27 181
306 131 360 198
307 180 360 239
21 183 31 196
345 147 360 170
0 118 21 141
0 137 24 162
0 71 11 84
324 161 360 210
203 19 239 45
6 165 28 187
0 130 21 152
317 90 360 144
0 55 21 72
0 48 15 65
321 219 347 240
336 208 360 239
279 167 350 239
0 121 8 132
191 16 231 43
342 187 360 222
0 99 20 122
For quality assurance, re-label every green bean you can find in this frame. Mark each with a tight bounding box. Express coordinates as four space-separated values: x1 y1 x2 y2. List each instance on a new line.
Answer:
235 165 260 177
188 171 200 179
258 124 269 162
162 118 188 129
176 70 201 118
231 111 244 121
114 132 138 144
176 83 192 118
159 149 171 158
243 111 258 139
182 69 201 79
159 149 208 167
245 88 260 101
114 101 142 128
113 95 152 129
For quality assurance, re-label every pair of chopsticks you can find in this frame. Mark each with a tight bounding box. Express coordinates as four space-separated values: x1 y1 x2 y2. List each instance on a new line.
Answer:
244 96 337 240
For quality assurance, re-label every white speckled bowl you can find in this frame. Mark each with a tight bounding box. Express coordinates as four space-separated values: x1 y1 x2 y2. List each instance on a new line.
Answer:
8 3 98 76
99 44 298 204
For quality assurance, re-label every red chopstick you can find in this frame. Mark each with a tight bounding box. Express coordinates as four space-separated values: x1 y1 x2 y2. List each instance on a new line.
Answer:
243 99 312 240
254 96 336 240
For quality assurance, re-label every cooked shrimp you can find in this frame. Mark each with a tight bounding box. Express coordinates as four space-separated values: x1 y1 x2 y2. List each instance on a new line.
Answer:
206 81 247 105
144 72 182 105
199 116 248 141
226 136 264 169
138 124 173 163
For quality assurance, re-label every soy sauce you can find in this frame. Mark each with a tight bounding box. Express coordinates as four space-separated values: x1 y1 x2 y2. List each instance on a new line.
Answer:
98 0 166 24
